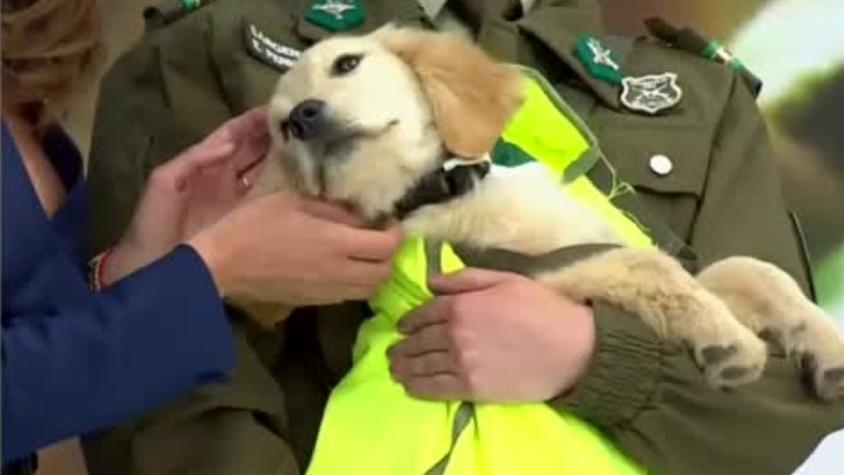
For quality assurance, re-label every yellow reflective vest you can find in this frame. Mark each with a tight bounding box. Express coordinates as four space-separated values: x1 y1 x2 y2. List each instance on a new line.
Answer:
306 69 652 475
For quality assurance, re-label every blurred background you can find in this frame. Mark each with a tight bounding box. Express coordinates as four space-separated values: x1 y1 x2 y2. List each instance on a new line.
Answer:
33 0 844 473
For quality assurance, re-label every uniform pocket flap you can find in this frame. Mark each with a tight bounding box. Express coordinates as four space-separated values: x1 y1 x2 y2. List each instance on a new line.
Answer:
600 120 712 197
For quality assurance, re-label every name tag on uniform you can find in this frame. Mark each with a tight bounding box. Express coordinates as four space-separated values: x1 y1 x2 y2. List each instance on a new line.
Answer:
244 20 302 72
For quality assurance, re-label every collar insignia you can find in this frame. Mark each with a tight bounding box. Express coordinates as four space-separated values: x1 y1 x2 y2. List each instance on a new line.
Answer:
306 0 365 32
574 36 623 86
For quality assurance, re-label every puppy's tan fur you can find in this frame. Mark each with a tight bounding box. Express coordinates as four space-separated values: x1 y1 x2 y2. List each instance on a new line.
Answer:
260 26 844 399
377 27 523 158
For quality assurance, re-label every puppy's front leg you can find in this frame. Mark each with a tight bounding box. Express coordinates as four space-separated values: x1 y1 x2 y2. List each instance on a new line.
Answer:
698 257 844 400
535 248 767 389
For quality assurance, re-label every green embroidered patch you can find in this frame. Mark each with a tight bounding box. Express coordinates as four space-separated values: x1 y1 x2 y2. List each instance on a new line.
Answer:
180 0 210 12
573 36 623 86
305 0 365 32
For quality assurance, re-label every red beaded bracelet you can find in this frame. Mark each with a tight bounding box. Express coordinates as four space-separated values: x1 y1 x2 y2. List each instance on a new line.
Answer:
87 247 115 291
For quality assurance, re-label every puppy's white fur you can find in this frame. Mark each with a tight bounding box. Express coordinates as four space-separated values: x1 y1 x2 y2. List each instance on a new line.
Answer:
404 163 621 254
260 26 844 399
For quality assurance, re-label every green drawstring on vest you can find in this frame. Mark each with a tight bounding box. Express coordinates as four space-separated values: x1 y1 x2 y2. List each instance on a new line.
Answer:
306 70 652 475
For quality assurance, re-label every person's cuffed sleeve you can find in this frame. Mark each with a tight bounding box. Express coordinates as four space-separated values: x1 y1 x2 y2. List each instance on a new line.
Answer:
552 304 842 475
552 304 662 430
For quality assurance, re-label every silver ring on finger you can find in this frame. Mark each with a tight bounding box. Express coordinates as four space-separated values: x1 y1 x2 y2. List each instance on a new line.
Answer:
239 175 251 190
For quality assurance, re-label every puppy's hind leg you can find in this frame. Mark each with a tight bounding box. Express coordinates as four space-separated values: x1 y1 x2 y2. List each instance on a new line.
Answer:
698 257 844 400
536 248 767 389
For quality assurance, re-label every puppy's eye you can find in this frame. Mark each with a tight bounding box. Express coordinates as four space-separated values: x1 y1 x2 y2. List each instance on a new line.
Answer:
332 54 363 76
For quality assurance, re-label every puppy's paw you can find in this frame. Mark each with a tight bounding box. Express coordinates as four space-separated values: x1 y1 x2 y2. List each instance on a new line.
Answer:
794 319 844 401
798 353 844 401
697 255 844 399
693 325 767 389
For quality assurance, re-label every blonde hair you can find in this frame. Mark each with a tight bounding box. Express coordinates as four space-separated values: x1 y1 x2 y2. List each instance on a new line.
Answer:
2 0 102 123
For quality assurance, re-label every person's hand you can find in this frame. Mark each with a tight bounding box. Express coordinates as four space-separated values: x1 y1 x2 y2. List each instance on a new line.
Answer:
188 193 402 315
388 268 595 402
104 108 270 284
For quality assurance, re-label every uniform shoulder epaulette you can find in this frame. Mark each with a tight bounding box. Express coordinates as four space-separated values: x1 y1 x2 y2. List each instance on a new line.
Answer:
644 17 763 97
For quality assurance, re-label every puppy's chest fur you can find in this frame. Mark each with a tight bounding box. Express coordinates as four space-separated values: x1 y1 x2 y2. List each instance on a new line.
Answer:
401 162 621 255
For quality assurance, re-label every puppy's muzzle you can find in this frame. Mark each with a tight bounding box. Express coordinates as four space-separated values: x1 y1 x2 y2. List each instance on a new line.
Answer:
286 99 330 141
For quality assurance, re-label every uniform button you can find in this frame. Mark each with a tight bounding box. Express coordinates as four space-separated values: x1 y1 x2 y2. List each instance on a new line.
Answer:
649 154 673 176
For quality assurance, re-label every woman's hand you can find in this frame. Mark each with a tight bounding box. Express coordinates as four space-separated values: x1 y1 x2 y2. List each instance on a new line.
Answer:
104 108 270 284
388 268 595 403
188 193 402 308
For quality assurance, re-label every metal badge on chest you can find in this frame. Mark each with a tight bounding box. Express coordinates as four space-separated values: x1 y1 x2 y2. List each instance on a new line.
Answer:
620 73 683 115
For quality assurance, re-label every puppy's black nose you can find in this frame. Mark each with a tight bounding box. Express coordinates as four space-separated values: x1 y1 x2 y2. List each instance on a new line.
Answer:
288 99 328 140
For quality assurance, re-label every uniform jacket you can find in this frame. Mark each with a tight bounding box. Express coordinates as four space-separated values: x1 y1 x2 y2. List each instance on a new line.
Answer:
81 0 844 474
0 122 235 465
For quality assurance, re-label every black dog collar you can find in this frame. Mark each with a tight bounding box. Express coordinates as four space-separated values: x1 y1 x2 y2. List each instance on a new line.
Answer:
393 157 492 220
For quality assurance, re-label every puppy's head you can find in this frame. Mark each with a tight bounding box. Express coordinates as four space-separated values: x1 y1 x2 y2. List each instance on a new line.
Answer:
268 25 523 220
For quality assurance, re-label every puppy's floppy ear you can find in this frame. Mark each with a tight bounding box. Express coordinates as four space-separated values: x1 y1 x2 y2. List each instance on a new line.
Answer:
375 25 524 158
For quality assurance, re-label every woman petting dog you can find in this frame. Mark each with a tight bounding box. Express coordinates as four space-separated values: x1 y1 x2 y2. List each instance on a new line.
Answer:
1 0 399 471
7 0 843 475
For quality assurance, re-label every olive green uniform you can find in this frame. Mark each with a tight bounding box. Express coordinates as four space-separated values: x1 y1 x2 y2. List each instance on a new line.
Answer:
82 1 844 474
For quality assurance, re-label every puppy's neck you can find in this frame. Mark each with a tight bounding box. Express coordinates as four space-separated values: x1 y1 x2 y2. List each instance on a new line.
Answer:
364 155 490 230
391 155 491 220
400 163 622 255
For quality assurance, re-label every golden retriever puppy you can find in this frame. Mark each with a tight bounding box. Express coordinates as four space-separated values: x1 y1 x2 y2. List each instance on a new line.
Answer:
258 25 844 399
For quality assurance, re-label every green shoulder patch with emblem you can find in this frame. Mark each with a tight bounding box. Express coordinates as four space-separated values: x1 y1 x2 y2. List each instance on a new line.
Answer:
305 0 365 32
573 36 623 86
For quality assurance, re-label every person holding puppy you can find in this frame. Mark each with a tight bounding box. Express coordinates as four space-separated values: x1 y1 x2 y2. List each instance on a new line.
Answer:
0 0 400 471
56 0 844 475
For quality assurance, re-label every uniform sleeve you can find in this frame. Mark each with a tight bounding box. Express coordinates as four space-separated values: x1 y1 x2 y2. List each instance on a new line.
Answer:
86 22 236 256
2 245 235 462
549 74 844 475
